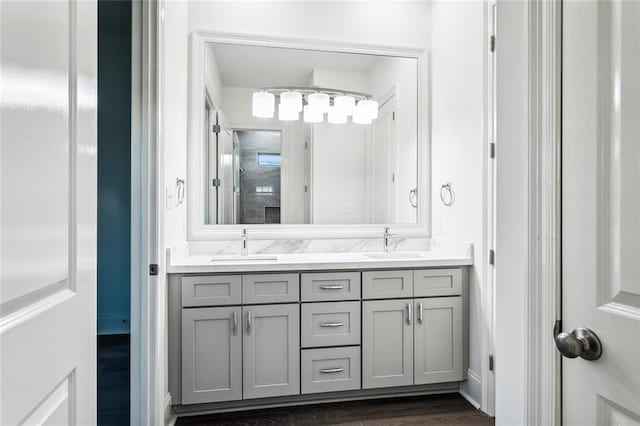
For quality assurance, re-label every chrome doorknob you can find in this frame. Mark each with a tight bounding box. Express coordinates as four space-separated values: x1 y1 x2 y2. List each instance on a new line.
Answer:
554 327 602 361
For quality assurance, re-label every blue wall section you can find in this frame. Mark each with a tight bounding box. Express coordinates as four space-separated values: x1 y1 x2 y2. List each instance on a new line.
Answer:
98 0 131 335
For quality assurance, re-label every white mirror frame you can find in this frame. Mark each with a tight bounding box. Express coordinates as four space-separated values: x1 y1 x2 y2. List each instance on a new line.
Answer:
188 31 430 241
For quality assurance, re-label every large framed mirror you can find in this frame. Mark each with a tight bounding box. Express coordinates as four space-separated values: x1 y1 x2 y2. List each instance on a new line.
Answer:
188 33 428 240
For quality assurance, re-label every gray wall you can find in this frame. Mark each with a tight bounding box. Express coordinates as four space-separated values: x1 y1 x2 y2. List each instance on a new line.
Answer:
237 130 281 224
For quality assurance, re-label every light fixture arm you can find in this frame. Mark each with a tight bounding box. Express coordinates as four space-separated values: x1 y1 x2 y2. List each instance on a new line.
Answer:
259 86 373 101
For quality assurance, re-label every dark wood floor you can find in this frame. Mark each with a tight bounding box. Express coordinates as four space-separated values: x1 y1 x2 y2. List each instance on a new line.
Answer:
98 334 130 426
176 393 494 426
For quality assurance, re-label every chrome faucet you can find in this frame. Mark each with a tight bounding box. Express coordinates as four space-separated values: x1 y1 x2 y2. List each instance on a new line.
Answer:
383 227 395 253
241 228 248 256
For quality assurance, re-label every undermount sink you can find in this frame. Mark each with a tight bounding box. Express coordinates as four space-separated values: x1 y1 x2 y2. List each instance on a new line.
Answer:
211 254 279 262
364 252 425 260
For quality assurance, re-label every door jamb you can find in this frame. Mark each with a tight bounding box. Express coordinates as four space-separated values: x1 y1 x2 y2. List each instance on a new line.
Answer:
526 0 562 424
131 0 164 424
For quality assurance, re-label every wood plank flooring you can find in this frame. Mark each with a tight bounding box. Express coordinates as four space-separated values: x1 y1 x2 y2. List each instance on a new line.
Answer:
98 334 130 426
176 393 494 426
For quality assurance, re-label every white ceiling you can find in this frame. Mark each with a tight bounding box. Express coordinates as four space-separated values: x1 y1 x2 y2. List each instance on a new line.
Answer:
208 42 381 88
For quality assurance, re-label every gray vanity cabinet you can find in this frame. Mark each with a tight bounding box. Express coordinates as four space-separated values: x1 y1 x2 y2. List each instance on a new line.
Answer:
362 299 414 389
242 304 300 399
414 297 463 384
181 306 242 404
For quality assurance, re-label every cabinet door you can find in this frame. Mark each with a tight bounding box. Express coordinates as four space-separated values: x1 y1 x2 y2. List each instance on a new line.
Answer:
182 307 242 404
414 297 463 384
243 304 300 399
362 299 414 389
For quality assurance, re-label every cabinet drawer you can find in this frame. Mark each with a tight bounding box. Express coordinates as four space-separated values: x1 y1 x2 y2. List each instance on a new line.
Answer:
301 347 361 394
242 274 299 304
362 270 413 299
301 272 360 301
182 275 241 307
413 269 462 297
301 302 360 347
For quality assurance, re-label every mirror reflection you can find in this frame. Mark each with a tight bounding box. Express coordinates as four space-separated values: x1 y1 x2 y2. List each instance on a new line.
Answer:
203 43 419 225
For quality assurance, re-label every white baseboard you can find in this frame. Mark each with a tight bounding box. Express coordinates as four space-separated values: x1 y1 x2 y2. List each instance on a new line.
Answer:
165 393 176 426
97 314 130 334
459 369 482 410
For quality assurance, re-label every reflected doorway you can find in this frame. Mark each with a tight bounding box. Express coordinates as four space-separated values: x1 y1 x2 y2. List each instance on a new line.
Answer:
235 130 282 224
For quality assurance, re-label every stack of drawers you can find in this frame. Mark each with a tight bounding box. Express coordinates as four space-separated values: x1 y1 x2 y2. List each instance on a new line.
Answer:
300 272 362 394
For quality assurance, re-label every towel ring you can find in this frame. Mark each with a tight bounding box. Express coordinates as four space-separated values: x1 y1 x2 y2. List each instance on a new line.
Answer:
409 187 418 208
176 178 185 205
440 182 455 207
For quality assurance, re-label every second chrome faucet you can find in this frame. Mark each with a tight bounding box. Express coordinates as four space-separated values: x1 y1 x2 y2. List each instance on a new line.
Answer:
383 227 395 253
241 228 248 256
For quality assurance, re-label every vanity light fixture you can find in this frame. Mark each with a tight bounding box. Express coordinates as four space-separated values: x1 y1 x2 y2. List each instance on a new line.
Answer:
252 91 275 118
280 91 303 112
334 95 356 116
327 106 347 124
352 102 373 124
278 104 299 121
303 104 323 123
307 92 331 113
251 86 378 124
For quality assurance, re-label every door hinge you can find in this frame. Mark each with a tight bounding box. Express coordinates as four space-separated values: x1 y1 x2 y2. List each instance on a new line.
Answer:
149 264 159 276
490 35 496 52
392 111 396 121
304 185 308 193
489 249 495 266
212 178 221 187
489 354 494 371
212 124 221 133
305 142 308 149
490 142 496 159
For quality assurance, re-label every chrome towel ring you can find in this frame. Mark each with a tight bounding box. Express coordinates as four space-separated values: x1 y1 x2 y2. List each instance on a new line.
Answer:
440 182 455 206
409 187 418 208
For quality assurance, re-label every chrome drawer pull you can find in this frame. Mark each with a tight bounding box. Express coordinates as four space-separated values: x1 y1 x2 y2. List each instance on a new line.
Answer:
320 284 344 290
319 321 344 328
320 367 344 374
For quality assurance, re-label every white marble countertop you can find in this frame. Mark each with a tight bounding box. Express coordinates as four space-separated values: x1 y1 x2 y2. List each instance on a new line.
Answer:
167 240 473 274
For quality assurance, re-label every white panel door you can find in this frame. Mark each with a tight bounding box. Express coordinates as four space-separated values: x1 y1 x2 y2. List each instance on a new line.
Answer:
563 1 640 424
1 1 97 424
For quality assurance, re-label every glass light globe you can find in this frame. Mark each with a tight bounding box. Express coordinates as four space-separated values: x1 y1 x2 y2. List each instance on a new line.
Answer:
303 105 323 123
280 91 303 112
358 99 379 120
327 106 347 124
307 92 330 113
278 103 299 121
252 91 275 118
352 104 372 124
334 95 356 116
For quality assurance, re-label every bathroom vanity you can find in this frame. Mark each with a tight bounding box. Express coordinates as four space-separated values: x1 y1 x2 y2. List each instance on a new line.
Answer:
168 249 471 416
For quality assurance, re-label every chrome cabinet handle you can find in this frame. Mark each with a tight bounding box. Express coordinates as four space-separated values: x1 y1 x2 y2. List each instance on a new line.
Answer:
554 326 602 360
320 322 343 328
418 303 423 324
320 284 344 290
406 303 412 325
246 310 252 334
320 367 344 374
232 311 238 336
